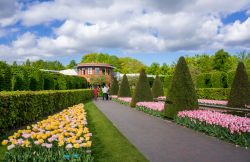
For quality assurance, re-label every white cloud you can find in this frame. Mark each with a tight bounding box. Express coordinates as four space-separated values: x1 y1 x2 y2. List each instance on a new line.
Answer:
0 0 250 62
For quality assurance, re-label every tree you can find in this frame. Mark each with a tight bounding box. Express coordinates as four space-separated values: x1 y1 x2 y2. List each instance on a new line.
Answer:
67 60 77 69
110 77 119 95
89 75 107 86
151 75 164 98
164 57 198 119
213 49 231 72
25 59 31 66
130 69 153 107
146 62 160 75
119 57 145 73
12 61 17 66
118 74 131 97
227 62 250 108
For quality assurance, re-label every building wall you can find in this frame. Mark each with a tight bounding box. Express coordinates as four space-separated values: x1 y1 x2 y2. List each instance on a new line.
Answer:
77 66 113 85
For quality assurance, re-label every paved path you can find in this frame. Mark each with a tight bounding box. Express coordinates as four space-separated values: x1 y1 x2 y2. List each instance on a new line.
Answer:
93 100 250 162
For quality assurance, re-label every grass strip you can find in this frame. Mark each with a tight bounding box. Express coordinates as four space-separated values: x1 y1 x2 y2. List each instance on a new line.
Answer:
84 102 148 162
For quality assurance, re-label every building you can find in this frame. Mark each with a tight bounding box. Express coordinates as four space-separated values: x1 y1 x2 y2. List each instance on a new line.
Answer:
76 63 115 85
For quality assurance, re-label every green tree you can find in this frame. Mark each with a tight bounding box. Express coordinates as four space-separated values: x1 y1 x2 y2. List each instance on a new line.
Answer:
67 60 77 69
0 61 12 91
119 57 146 73
25 59 31 67
164 57 198 119
151 75 164 98
227 62 250 108
110 77 119 95
213 49 231 72
12 61 17 66
131 69 153 107
118 74 131 97
146 62 160 75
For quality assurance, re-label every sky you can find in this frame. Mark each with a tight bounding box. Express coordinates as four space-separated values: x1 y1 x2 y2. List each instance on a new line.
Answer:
0 0 250 66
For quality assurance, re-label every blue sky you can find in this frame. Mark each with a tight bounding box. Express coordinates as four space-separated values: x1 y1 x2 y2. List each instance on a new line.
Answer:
0 0 250 66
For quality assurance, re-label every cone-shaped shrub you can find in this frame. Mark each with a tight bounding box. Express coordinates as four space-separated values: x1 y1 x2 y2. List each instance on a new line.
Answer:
131 69 153 107
110 77 119 95
227 62 250 108
164 57 198 119
118 74 131 97
152 75 164 98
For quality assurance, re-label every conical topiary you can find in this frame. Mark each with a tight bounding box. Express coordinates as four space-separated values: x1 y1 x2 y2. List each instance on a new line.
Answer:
164 57 198 119
131 69 153 107
227 62 250 108
110 77 119 95
118 74 131 97
152 75 164 98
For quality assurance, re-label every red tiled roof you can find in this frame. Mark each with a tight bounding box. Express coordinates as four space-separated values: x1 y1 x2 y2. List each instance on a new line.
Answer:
77 63 114 68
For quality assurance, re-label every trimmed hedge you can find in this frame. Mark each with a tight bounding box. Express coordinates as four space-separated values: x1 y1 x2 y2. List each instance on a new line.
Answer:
0 89 93 137
163 75 173 95
196 73 211 88
196 88 230 100
210 72 227 88
6 66 88 91
0 62 12 91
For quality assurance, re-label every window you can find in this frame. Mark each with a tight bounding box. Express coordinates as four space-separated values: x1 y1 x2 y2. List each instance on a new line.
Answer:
88 68 92 74
82 68 85 75
102 68 106 75
95 68 100 74
107 69 110 75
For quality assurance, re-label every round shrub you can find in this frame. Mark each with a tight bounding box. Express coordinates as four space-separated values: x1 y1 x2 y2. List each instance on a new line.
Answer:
210 72 227 88
196 73 211 88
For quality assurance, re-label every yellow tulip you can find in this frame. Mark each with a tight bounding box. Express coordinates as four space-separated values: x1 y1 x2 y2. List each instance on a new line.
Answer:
1 140 8 145
73 143 80 149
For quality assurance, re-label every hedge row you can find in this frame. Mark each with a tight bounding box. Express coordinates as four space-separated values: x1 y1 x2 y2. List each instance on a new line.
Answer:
196 71 250 88
0 89 93 137
196 88 230 100
0 63 88 91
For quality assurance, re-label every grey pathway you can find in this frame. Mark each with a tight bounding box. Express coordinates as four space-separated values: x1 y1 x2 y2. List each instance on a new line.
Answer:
93 100 250 162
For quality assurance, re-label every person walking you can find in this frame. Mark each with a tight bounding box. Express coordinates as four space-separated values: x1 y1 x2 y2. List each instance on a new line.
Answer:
106 84 110 100
93 85 98 101
102 85 107 100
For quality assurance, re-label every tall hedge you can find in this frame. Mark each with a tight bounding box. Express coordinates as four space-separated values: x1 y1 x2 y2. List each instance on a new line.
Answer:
0 61 12 91
210 72 227 88
196 73 211 88
131 69 153 107
0 89 93 137
228 62 250 108
163 75 173 95
118 74 131 97
152 75 164 98
165 57 198 119
196 88 230 100
110 77 119 95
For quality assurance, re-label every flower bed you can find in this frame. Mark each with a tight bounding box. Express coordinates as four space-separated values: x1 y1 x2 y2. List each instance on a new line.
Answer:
1 104 93 162
176 110 250 147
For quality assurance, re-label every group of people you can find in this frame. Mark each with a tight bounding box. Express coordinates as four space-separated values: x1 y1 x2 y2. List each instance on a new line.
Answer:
93 84 110 101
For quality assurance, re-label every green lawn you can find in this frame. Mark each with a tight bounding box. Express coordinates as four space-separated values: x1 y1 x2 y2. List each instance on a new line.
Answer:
85 102 148 162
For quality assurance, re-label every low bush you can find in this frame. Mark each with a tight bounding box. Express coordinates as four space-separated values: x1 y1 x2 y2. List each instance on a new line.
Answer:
210 72 227 88
0 89 93 137
196 88 230 100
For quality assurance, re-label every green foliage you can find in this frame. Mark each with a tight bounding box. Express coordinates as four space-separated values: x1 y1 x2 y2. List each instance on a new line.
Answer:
67 60 77 69
164 57 198 119
163 75 173 95
0 89 93 137
213 49 231 72
131 69 153 107
147 77 155 88
89 75 107 86
110 77 119 95
228 62 250 108
81 53 145 73
32 60 65 70
146 62 161 75
151 75 164 98
175 117 250 148
0 61 12 91
196 73 211 88
210 72 227 88
196 88 230 100
118 74 131 97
